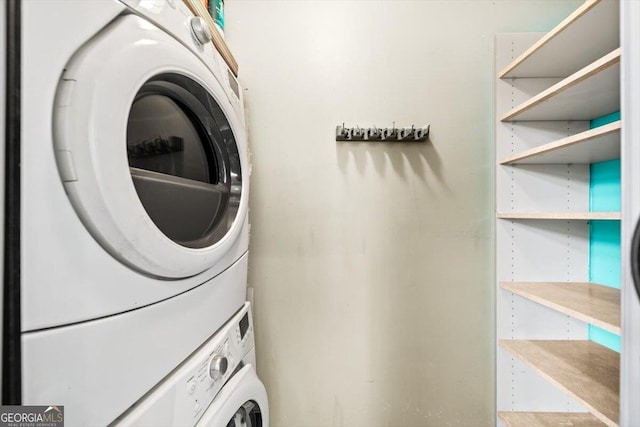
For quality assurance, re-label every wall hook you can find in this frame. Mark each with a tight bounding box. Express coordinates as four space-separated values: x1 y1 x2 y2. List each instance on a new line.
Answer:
336 124 430 142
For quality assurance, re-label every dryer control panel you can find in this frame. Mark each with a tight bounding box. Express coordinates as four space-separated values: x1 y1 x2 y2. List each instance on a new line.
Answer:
121 0 244 123
113 303 255 426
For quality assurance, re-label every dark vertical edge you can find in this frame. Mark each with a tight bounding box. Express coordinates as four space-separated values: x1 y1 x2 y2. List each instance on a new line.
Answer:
3 0 20 405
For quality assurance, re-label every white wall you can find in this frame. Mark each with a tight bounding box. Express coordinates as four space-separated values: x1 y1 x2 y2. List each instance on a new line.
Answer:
225 1 582 426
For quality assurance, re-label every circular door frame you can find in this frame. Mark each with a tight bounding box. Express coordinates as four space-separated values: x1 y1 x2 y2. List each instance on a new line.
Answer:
53 14 248 279
195 364 269 427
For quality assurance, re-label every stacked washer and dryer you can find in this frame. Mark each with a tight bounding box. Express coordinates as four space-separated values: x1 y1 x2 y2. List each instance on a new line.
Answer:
19 0 267 425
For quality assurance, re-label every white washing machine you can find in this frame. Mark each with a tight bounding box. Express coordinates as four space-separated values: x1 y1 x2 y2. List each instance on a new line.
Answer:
113 303 269 427
19 0 251 424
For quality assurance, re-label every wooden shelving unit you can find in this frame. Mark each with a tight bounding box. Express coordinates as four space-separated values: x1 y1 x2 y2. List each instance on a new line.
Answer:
499 340 620 427
497 212 620 220
495 0 622 424
500 282 620 334
500 48 620 122
499 121 621 165
499 0 619 78
498 411 607 427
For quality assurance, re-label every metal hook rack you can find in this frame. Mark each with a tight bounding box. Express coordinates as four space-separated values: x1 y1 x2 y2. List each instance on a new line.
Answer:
335 123 430 142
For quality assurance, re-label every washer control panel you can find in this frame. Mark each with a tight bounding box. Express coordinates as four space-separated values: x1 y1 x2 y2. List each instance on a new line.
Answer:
183 303 254 423
114 303 255 426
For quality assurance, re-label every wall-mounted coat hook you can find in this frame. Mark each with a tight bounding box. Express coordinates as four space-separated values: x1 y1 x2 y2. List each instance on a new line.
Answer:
336 124 430 142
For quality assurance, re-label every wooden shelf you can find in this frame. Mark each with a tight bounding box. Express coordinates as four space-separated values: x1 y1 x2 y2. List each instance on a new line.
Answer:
497 212 620 220
500 48 620 122
495 2 622 423
499 0 619 78
498 412 607 427
499 340 619 427
500 121 621 165
500 282 620 334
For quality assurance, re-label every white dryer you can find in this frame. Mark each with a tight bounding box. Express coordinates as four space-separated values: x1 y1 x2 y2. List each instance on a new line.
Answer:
19 0 251 424
113 303 269 427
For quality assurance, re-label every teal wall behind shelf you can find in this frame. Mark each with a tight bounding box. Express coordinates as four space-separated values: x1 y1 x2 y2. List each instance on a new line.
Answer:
589 220 621 289
588 112 621 353
590 159 621 212
590 111 621 129
590 325 621 353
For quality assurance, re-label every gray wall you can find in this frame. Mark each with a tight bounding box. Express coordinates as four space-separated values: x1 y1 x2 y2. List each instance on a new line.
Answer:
225 1 582 426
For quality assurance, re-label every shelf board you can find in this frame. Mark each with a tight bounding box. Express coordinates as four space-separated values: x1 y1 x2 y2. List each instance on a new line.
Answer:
500 48 620 122
500 282 620 334
500 121 621 165
498 412 608 427
497 212 620 220
499 0 619 78
499 340 619 427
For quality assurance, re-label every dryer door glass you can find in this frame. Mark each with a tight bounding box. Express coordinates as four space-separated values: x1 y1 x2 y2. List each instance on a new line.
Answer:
126 73 242 249
226 401 263 427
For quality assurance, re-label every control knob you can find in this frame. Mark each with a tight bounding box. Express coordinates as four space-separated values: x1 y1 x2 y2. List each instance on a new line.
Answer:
190 17 212 46
209 354 228 380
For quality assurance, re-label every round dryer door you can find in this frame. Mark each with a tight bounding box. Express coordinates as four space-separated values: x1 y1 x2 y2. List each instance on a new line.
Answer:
126 73 241 250
53 14 248 279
